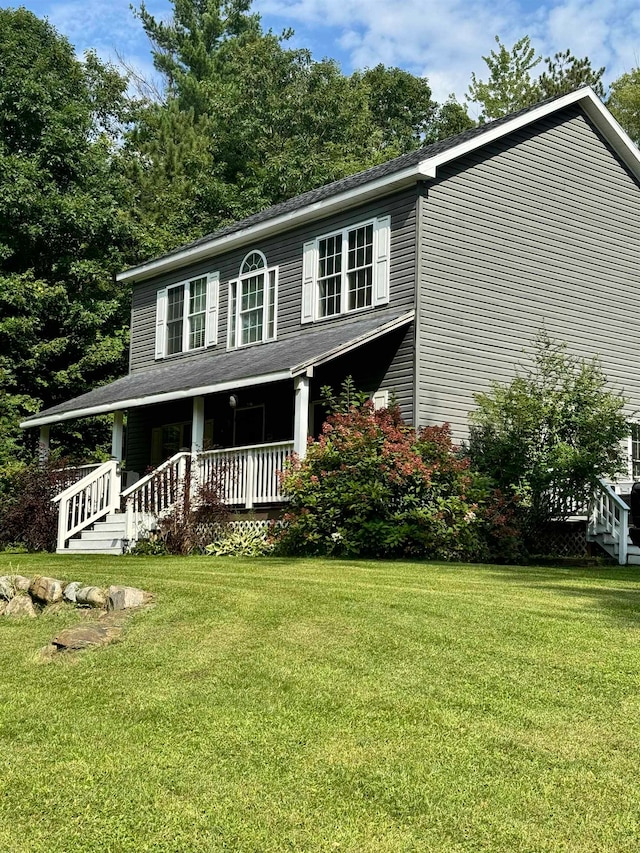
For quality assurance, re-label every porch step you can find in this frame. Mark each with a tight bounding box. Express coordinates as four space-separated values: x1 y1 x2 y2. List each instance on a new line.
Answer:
63 512 127 555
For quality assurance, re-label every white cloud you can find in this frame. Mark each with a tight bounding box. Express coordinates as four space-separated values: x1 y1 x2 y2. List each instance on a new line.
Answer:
258 0 640 101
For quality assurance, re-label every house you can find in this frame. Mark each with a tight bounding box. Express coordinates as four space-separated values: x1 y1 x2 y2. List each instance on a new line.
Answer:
20 87 640 559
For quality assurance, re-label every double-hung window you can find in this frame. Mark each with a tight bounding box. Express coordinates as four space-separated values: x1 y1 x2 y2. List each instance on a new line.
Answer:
155 273 219 359
301 215 390 323
228 251 277 349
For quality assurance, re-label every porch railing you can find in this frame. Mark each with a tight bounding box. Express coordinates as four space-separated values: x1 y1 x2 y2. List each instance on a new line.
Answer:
588 478 629 565
198 441 293 508
53 459 121 551
121 441 293 541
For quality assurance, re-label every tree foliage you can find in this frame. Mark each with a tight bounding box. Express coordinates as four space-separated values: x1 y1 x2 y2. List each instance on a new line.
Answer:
608 68 640 146
468 35 605 121
469 334 629 536
127 0 474 253
0 8 139 464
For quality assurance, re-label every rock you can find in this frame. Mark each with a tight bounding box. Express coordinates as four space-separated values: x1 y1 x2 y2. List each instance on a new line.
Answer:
107 586 151 611
29 576 63 604
0 601 6 616
52 624 122 650
41 600 69 617
63 582 81 603
13 576 31 593
0 576 14 601
5 595 37 619
75 586 107 608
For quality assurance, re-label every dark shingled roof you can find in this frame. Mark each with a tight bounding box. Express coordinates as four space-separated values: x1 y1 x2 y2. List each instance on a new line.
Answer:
23 309 412 424
139 91 579 268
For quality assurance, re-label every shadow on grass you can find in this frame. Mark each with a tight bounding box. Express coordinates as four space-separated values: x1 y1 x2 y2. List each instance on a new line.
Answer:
480 562 640 625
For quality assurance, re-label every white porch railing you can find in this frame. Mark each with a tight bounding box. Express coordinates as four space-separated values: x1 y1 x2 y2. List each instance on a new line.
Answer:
121 441 293 542
121 451 191 542
198 441 293 508
53 460 121 551
588 478 630 565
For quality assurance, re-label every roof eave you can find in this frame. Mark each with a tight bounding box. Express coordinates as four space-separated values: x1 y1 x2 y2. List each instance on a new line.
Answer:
117 166 427 284
117 88 640 286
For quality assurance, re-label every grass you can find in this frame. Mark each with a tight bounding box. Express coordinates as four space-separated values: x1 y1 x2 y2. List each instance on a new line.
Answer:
0 553 639 852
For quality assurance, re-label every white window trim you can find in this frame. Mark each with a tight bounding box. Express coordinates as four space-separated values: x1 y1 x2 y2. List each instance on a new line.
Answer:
155 272 219 360
302 215 390 324
227 252 278 350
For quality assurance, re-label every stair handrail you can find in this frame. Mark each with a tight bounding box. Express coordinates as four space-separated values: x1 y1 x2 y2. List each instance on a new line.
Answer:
121 451 190 501
589 478 629 565
53 459 121 551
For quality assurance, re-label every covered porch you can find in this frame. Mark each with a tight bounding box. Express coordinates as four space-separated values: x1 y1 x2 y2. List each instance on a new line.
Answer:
20 310 414 552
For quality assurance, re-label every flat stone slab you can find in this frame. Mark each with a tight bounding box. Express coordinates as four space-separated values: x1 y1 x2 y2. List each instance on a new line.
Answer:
52 624 123 651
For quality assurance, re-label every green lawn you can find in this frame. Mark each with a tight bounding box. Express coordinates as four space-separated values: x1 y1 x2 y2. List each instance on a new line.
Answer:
1 554 639 852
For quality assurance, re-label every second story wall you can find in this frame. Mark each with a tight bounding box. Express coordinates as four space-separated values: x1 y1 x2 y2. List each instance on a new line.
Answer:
129 187 418 374
416 104 640 441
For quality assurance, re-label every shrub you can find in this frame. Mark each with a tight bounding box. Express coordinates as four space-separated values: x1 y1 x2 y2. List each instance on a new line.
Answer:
469 332 629 542
155 479 229 555
274 384 516 561
0 457 74 552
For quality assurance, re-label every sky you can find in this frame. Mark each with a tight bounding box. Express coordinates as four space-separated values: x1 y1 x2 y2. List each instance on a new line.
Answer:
14 0 640 115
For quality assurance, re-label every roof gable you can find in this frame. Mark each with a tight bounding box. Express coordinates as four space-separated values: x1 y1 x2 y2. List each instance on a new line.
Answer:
118 88 640 284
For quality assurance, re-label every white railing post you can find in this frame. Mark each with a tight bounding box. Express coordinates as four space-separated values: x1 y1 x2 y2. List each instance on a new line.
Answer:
245 449 255 509
619 502 629 565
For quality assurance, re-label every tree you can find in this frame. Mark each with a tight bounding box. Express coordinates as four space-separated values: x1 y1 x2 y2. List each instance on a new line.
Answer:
608 68 640 146
468 35 605 121
468 334 629 537
0 9 139 465
128 0 468 253
468 36 540 121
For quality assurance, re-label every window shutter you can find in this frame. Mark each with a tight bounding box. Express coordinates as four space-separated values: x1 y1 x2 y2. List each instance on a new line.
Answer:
205 272 219 347
301 241 316 324
373 216 391 306
155 288 167 360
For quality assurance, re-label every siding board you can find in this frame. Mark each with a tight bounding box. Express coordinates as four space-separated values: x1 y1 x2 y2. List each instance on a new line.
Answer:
417 107 640 440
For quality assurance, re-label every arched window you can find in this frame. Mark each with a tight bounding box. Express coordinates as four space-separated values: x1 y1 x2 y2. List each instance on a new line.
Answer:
228 251 277 348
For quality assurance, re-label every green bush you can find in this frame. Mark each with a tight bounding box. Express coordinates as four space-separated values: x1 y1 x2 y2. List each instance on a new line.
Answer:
469 333 629 540
274 389 519 561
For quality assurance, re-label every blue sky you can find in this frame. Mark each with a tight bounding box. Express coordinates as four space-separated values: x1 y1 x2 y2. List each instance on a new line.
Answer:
16 0 640 115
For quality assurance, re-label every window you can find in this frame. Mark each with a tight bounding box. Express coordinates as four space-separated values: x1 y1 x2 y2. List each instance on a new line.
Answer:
228 252 277 349
155 273 219 360
301 215 390 324
150 420 214 466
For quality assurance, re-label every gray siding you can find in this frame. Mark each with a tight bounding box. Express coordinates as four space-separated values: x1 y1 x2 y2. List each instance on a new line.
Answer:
129 188 417 374
126 188 418 438
417 106 640 441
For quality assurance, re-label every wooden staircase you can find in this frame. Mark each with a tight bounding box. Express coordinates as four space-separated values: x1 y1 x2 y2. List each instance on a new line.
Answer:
63 512 128 555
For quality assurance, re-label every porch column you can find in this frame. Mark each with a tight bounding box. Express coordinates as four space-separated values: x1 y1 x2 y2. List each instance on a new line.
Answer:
294 374 310 458
191 396 205 453
38 426 50 464
111 411 124 461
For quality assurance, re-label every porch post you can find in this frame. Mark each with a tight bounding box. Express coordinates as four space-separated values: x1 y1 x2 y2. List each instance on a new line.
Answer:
38 426 50 464
111 411 124 461
191 396 205 453
294 374 310 458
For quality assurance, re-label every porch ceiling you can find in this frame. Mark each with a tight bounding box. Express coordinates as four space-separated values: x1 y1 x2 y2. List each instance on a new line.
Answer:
21 309 414 428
